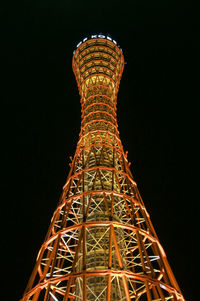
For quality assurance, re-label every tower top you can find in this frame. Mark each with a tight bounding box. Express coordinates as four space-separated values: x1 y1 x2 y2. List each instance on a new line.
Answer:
73 34 123 55
72 34 124 98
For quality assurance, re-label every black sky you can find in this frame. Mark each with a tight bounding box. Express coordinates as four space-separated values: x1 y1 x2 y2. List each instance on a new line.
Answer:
1 0 198 300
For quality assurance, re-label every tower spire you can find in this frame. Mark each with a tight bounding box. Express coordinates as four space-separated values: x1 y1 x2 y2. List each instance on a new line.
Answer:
21 35 184 301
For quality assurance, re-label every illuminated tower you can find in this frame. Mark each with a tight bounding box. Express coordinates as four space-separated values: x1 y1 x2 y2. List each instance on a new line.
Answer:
21 35 184 301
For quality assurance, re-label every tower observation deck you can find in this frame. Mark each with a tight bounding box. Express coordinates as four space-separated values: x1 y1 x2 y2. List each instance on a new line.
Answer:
21 35 185 301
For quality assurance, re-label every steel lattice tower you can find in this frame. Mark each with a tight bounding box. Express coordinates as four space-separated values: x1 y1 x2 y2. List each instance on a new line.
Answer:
21 35 185 301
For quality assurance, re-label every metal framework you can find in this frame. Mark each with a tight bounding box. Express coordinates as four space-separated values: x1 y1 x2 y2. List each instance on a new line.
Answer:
21 36 185 301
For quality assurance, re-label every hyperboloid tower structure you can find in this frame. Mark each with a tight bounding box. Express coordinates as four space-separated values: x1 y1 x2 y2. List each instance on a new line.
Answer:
21 35 184 301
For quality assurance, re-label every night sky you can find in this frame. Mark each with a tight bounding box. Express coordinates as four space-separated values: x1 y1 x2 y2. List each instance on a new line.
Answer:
2 1 198 300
